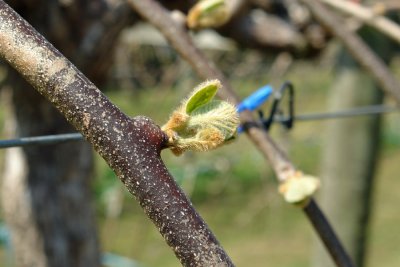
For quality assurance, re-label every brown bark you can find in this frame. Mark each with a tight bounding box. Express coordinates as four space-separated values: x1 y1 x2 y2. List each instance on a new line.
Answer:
128 1 354 267
1 1 133 266
300 0 400 104
0 1 234 266
2 74 100 267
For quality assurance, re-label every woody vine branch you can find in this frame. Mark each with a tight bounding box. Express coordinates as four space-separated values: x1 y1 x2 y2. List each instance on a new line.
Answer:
127 1 355 267
0 2 233 266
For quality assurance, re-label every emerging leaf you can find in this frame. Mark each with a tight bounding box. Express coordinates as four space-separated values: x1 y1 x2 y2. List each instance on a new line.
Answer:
185 80 220 113
189 100 238 140
161 79 239 156
279 172 320 206
187 0 229 29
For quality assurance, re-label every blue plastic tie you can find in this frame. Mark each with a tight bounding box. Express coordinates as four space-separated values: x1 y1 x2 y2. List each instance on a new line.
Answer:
237 84 273 113
236 84 273 133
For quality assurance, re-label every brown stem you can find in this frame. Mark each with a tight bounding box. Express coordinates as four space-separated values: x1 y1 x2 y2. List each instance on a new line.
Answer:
128 1 355 267
127 0 296 183
304 200 355 267
300 0 400 104
319 0 400 45
0 1 233 266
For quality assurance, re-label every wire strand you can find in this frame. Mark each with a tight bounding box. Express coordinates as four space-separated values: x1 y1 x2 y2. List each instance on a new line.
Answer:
0 133 83 148
0 105 398 149
274 105 399 122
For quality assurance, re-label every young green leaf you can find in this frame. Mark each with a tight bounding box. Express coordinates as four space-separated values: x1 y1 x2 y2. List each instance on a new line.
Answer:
198 0 225 13
185 80 220 113
161 79 239 156
187 0 229 30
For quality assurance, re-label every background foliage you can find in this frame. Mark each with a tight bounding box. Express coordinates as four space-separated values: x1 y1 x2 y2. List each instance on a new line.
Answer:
85 29 400 266
1 14 400 267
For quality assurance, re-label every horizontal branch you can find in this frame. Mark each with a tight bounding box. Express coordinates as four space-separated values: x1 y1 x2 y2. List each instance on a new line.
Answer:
0 1 233 266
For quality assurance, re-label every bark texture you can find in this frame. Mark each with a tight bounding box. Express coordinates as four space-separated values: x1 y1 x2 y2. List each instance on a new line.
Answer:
0 2 234 266
1 1 133 266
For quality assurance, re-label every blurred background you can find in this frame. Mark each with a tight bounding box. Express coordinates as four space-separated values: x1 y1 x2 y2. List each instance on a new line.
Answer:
0 0 400 267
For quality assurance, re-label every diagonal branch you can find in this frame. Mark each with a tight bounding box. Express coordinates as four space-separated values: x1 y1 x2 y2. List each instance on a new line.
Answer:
127 1 354 267
320 0 400 45
300 0 400 104
0 1 233 266
127 0 296 183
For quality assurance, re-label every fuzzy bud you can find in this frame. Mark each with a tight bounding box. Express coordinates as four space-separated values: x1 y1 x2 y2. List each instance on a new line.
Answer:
187 0 229 30
162 79 239 155
279 171 320 207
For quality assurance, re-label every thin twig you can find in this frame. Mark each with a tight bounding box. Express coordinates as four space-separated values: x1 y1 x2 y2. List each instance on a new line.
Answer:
304 200 354 267
127 0 295 183
299 0 400 104
0 2 233 266
127 1 355 267
320 0 400 45
376 1 400 13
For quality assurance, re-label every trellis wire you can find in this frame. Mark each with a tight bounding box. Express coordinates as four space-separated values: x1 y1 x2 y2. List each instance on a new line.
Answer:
276 104 399 122
0 105 398 149
0 133 83 148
